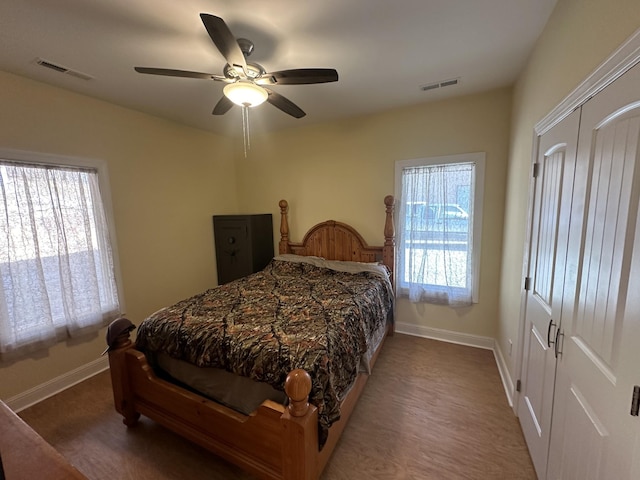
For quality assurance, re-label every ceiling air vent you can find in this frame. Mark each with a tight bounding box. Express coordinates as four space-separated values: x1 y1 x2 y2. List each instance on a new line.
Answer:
420 77 461 92
35 58 94 81
37 58 67 73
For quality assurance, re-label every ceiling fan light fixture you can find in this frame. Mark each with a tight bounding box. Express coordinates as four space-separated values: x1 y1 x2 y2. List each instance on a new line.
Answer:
223 80 268 107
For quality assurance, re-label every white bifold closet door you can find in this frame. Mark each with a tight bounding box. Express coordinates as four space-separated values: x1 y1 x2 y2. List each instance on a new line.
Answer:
545 60 640 480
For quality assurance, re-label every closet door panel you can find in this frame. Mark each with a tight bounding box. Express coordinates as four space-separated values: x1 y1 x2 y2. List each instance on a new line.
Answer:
518 108 580 480
576 114 639 363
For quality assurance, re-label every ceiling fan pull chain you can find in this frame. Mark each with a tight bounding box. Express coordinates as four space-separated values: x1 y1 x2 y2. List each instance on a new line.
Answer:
242 105 250 158
246 105 251 153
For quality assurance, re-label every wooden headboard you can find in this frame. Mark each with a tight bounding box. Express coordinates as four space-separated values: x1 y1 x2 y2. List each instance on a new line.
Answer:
278 196 395 275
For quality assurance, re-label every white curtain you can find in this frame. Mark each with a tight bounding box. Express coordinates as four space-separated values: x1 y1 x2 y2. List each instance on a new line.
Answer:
0 162 120 356
398 163 474 306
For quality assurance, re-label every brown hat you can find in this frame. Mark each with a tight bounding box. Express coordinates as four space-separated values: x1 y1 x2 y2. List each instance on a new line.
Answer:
101 317 135 355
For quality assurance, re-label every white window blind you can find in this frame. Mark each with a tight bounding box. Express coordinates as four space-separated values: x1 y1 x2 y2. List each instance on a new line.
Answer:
0 156 121 356
395 153 484 306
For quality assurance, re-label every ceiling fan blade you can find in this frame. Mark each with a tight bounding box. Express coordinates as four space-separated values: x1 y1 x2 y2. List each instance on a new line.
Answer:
258 68 339 85
200 13 247 76
134 67 227 81
265 88 306 118
212 96 234 115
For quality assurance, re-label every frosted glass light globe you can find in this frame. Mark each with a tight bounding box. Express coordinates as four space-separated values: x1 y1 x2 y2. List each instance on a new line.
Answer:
223 81 268 107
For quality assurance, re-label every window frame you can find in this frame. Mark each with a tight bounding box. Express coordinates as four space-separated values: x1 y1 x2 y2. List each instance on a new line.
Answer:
394 152 485 303
0 147 125 331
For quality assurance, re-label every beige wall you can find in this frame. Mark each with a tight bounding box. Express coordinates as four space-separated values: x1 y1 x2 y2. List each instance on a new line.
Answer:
0 71 238 399
235 87 513 338
499 0 640 381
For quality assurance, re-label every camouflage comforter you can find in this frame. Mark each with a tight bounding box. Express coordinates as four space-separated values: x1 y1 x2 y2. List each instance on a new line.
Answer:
136 256 394 445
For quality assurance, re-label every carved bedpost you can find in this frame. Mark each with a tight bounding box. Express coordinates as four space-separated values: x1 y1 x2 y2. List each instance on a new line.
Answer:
383 195 395 280
279 199 291 255
383 195 396 336
107 322 140 427
281 369 318 480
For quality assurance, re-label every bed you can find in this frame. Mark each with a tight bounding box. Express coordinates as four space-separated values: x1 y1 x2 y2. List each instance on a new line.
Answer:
107 195 395 480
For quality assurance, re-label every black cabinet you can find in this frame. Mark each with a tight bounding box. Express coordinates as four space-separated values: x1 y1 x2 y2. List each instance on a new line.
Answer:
213 214 274 284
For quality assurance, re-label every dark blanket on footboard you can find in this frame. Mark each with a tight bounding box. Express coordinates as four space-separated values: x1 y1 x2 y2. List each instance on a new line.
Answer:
135 257 394 445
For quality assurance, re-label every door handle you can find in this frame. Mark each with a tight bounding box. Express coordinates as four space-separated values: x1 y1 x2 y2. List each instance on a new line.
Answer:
554 328 564 358
547 319 557 348
631 386 640 416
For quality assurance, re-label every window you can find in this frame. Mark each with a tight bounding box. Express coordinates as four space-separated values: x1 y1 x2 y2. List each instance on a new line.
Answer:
395 153 485 306
0 150 121 356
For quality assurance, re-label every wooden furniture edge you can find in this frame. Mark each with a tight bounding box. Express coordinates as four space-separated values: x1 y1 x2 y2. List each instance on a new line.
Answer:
0 400 87 479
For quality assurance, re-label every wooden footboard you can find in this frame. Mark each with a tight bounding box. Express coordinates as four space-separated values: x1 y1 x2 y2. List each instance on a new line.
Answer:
108 327 320 479
108 323 389 480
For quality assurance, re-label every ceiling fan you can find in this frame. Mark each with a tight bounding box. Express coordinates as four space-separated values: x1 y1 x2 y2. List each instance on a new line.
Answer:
134 13 339 119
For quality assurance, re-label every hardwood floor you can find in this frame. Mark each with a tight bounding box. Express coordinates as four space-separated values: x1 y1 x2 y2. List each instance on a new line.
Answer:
18 334 536 479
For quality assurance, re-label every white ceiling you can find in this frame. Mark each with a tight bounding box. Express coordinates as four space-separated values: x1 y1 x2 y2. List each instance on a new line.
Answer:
0 0 557 137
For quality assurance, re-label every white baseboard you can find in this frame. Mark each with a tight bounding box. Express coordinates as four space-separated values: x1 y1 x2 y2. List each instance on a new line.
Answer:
395 322 515 406
492 341 515 407
5 356 109 412
395 321 495 349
